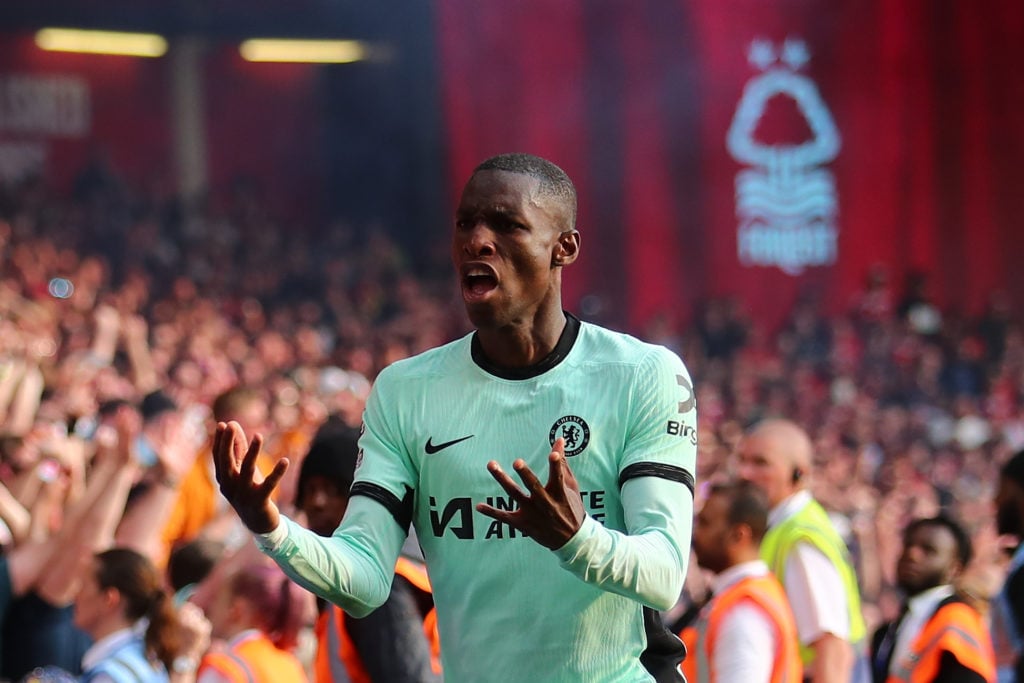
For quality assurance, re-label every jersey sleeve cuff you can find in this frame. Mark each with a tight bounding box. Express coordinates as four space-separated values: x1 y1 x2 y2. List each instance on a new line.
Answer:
553 514 601 565
253 516 291 552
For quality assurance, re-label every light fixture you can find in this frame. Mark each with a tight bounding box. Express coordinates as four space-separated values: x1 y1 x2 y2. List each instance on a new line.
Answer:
35 28 167 58
239 39 366 64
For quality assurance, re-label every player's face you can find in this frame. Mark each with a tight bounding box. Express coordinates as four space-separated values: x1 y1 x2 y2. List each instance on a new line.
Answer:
896 524 960 595
452 170 573 330
691 493 731 574
736 433 792 507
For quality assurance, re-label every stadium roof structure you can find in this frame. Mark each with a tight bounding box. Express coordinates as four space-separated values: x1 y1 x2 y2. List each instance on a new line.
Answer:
0 1 413 42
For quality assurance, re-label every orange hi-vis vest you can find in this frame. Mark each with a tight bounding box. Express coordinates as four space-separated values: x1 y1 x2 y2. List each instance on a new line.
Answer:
681 573 803 683
199 630 309 683
314 556 441 683
887 598 996 683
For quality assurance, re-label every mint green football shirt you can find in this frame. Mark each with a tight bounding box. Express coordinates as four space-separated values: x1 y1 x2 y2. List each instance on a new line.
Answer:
262 316 696 682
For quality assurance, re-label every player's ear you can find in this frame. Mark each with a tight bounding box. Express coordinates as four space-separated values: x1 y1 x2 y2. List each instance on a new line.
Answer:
553 230 580 267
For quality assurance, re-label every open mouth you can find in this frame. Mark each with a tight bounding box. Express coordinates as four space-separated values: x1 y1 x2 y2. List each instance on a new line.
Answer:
461 265 498 300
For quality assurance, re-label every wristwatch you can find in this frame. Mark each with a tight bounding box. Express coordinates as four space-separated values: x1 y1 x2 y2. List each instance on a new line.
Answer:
172 656 198 675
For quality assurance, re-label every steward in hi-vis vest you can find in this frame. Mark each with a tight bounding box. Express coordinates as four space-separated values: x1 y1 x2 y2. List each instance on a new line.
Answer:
738 419 866 683
682 481 802 683
759 494 867 663
871 515 995 683
198 630 308 683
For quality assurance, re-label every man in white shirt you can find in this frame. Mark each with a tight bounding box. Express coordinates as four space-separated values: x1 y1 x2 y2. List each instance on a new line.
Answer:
681 480 802 683
869 515 995 683
737 419 866 683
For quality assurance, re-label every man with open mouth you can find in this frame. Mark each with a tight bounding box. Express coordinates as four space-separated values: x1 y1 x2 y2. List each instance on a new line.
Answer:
214 153 697 682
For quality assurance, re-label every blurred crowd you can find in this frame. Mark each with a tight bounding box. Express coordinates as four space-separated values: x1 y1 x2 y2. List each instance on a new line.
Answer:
1 168 1022 681
673 277 1021 632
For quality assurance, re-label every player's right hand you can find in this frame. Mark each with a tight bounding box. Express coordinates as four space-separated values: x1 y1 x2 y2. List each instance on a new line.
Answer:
476 438 586 550
212 421 289 534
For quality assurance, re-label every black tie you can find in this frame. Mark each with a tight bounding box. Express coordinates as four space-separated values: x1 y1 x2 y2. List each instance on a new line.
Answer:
873 604 909 683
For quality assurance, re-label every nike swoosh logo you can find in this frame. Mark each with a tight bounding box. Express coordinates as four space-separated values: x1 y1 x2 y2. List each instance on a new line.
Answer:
425 434 474 454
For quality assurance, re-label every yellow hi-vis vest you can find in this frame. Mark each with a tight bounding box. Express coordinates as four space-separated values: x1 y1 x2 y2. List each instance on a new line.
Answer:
760 497 866 666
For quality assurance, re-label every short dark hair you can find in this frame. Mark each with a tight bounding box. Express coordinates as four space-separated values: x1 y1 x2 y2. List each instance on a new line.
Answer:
212 385 262 423
474 153 578 229
904 514 973 568
140 390 177 422
708 480 770 542
167 538 224 592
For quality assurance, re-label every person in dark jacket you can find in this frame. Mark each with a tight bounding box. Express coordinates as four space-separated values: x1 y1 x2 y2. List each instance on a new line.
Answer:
296 424 440 682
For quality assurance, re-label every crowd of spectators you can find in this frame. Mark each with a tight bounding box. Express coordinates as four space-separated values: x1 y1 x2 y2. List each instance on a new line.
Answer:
672 278 1022 633
1 169 1021 679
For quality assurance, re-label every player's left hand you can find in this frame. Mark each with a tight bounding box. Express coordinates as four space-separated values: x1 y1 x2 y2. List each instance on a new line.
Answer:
476 438 586 550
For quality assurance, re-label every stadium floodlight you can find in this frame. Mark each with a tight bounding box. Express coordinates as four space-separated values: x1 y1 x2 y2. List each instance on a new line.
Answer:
35 28 168 58
239 39 366 64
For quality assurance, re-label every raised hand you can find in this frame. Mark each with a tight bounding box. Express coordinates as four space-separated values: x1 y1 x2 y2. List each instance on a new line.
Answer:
93 304 121 337
120 313 148 345
148 411 200 487
212 421 288 534
175 601 212 672
110 402 143 468
476 438 586 550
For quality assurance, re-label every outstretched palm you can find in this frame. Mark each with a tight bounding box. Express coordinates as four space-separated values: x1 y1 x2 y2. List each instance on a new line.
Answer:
211 421 289 534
